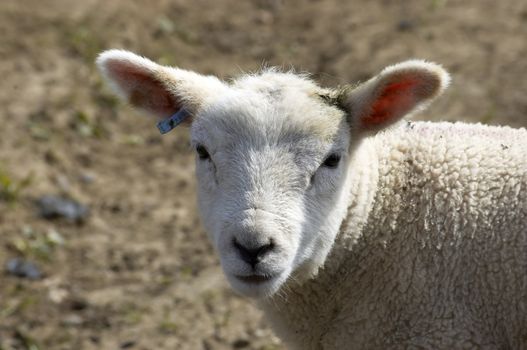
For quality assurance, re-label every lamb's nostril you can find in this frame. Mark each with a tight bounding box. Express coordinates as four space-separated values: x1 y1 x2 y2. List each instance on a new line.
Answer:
233 238 275 268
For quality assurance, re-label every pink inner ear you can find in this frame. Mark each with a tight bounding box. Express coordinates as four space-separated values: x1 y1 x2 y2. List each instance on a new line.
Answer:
106 60 181 118
362 78 419 128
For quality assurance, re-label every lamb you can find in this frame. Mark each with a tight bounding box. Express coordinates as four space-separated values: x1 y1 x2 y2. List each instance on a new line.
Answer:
96 49 527 349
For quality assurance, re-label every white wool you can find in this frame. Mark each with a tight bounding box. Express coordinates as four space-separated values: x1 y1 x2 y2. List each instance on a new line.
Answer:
262 121 527 349
97 50 527 349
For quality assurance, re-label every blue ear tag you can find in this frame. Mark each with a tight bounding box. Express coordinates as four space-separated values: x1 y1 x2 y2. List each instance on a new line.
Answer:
157 109 190 134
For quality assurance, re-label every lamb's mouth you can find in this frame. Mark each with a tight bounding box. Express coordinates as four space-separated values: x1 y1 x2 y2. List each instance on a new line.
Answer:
235 274 274 284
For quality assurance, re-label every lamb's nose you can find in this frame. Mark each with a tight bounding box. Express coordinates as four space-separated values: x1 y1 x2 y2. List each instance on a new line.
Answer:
233 238 275 268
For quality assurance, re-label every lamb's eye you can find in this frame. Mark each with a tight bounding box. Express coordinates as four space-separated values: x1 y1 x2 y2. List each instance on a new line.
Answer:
322 153 341 168
196 144 210 160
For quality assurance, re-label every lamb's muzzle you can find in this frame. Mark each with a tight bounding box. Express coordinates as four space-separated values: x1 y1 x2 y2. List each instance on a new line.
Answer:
232 237 275 269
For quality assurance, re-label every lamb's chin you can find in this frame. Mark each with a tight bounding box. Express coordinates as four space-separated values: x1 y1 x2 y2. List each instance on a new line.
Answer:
226 271 289 299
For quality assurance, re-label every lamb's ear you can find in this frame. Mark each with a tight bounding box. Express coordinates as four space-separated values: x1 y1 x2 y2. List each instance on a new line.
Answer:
339 60 450 134
96 50 225 120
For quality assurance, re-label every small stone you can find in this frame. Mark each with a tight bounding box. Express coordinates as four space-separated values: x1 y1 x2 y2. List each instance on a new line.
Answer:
79 172 96 184
397 19 415 32
48 287 69 303
5 258 43 279
69 298 89 311
55 175 71 192
62 314 84 326
36 195 89 223
89 335 100 344
254 328 266 338
232 339 250 348
120 340 136 348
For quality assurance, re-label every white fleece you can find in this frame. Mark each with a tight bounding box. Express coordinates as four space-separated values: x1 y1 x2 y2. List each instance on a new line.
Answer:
96 50 527 349
262 121 527 350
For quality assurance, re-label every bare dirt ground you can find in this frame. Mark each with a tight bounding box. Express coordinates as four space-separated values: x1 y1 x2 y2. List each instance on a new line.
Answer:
1 0 526 349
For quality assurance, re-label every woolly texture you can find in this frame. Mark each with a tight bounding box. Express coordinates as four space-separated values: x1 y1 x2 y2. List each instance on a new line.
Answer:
97 50 527 349
262 121 527 349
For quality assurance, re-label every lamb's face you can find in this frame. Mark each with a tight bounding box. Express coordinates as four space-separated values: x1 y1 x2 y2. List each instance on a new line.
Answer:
191 75 351 297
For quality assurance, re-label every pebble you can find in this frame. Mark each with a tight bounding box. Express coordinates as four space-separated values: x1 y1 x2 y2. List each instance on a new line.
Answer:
79 172 96 184
5 258 42 279
36 195 89 223
232 339 250 348
397 19 415 32
69 298 89 311
120 340 136 348
62 314 84 326
48 287 69 303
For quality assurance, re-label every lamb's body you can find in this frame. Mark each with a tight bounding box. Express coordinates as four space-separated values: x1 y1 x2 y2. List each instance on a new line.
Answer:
97 50 527 350
264 121 527 349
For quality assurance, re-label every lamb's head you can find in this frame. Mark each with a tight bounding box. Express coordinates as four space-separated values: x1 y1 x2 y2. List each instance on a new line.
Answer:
97 50 450 298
